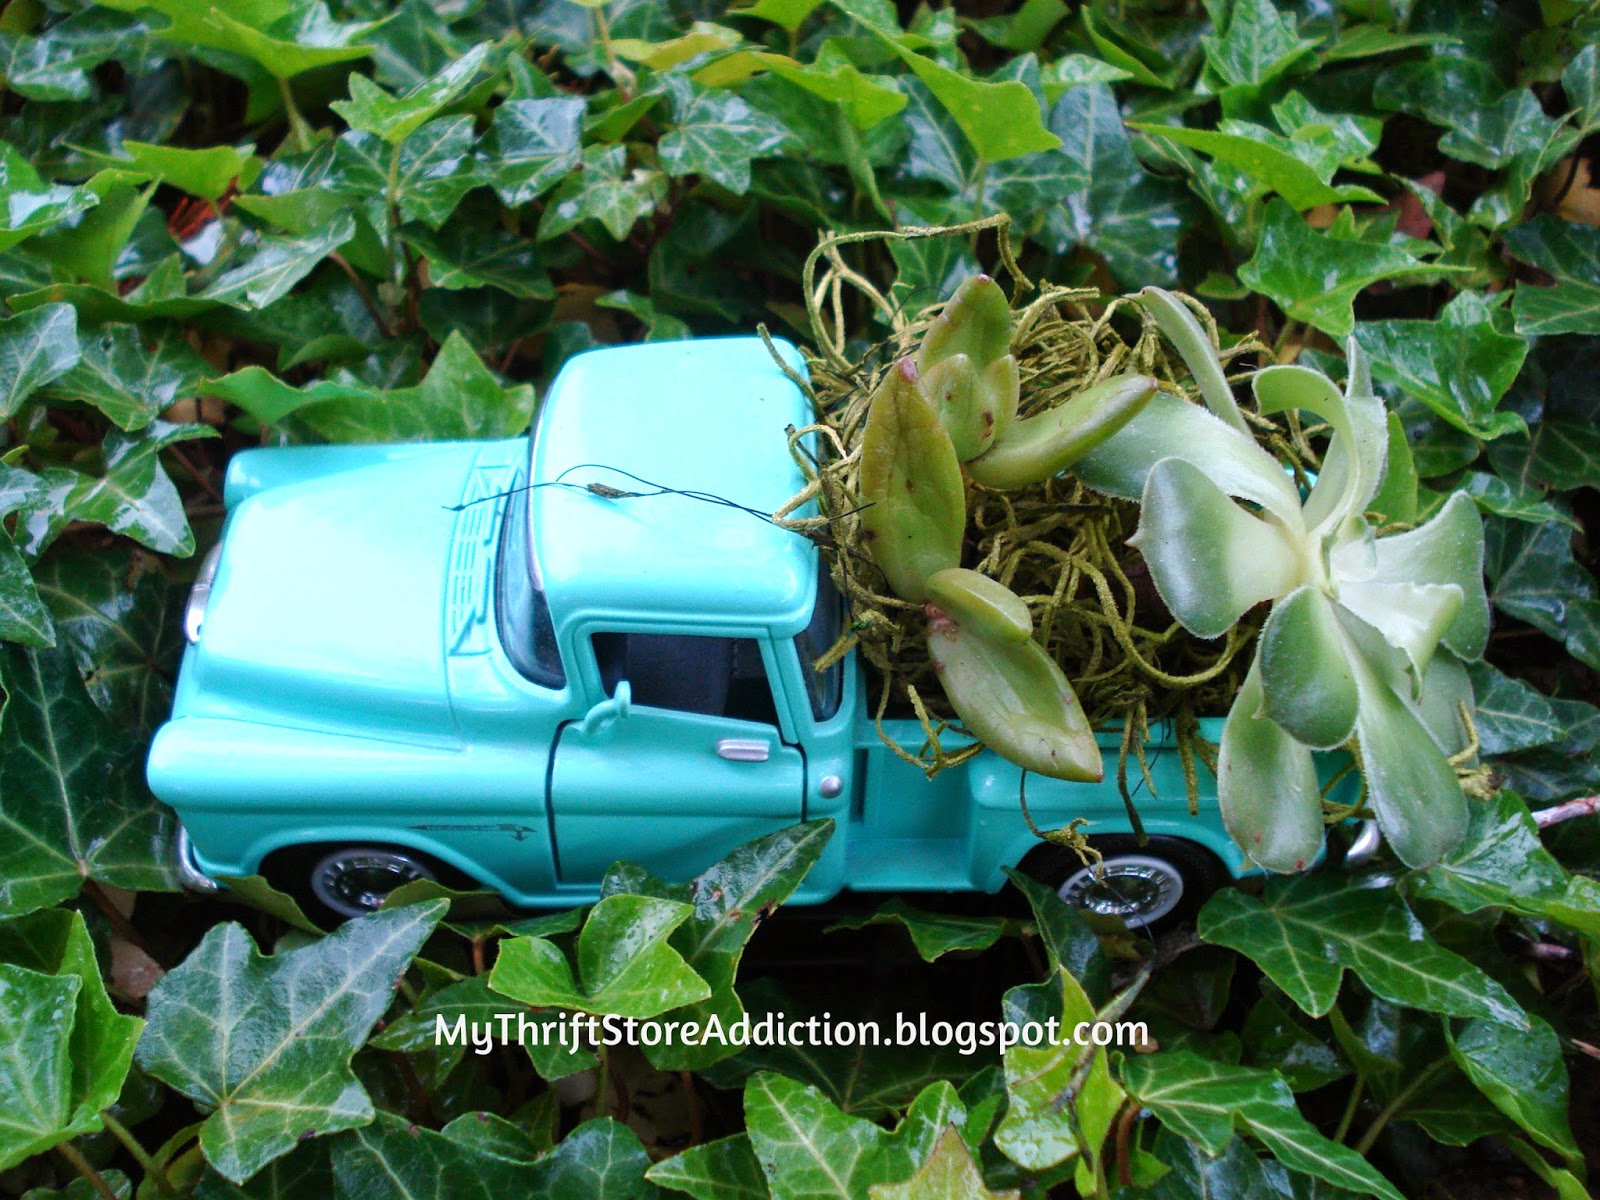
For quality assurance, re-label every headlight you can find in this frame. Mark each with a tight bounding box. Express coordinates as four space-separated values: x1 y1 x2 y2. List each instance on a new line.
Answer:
183 542 223 644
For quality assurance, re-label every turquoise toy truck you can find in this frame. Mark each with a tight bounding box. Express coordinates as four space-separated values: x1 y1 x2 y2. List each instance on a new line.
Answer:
149 337 1318 925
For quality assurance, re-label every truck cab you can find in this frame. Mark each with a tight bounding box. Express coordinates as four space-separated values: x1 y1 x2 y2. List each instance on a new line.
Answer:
148 337 1253 925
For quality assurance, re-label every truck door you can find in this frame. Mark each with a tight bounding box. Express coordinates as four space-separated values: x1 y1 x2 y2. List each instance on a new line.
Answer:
549 631 804 883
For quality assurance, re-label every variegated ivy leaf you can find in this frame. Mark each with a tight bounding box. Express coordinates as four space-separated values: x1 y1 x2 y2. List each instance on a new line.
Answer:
136 902 447 1183
0 643 178 914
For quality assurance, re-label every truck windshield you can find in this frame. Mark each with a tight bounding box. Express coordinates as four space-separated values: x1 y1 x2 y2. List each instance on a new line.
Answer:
496 485 564 688
796 571 843 721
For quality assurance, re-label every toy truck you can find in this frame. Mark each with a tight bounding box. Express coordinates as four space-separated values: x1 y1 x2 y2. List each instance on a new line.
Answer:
149 337 1332 925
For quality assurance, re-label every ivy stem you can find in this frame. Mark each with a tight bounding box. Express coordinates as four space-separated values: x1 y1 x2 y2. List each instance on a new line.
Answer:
55 1141 120 1200
100 1112 175 1197
386 141 404 289
591 3 635 100
1333 1076 1364 1144
277 76 313 152
1354 1059 1449 1155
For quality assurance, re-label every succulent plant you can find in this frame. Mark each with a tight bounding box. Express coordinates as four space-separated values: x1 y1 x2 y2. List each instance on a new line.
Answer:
1079 288 1489 870
856 277 1157 784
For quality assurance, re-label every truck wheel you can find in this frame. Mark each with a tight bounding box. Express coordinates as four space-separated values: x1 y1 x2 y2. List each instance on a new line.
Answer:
1024 835 1226 931
270 845 440 925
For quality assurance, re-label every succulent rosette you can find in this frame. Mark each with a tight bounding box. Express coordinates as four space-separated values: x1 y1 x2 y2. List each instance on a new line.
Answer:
1079 289 1489 871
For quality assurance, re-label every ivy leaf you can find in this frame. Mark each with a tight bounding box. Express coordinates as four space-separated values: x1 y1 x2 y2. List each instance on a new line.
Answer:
478 98 586 208
201 211 357 309
33 544 182 740
1484 516 1600 671
403 221 552 299
1201 0 1320 90
0 907 142 1170
0 469 52 647
1447 1016 1578 1163
1043 83 1183 285
193 1141 331 1200
1466 662 1562 755
0 302 79 422
330 43 491 143
1411 789 1600 940
1239 201 1445 338
1504 216 1600 336
537 145 666 243
44 322 209 430
0 11 142 103
135 902 447 1183
1197 875 1529 1026
1352 292 1527 440
1130 120 1383 210
0 643 178 915
743 1071 902 1200
647 1134 770 1200
826 898 1014 962
1461 473 1578 530
0 141 98 252
115 141 259 202
891 49 1060 163
0 964 85 1171
993 967 1125 1172
329 119 479 231
204 330 535 442
657 75 791 194
369 975 596 1082
489 894 711 1019
328 1109 536 1197
1124 1051 1404 1200
92 0 379 80
604 820 831 1071
20 421 215 559
871 1126 1016 1200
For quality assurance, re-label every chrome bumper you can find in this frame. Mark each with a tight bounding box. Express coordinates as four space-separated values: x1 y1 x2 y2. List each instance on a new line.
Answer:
174 825 222 893
1344 820 1382 868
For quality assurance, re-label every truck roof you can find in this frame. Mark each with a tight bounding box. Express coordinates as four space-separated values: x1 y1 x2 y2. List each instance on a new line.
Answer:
529 336 820 635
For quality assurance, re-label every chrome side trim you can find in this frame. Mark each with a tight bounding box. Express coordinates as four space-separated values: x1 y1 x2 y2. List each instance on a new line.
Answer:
183 542 224 644
175 825 222 893
1345 820 1382 867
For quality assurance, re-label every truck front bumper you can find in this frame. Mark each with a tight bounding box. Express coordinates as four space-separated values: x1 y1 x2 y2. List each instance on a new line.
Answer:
174 825 222 894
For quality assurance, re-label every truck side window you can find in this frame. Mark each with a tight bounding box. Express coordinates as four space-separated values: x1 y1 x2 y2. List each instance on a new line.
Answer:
591 633 779 726
497 483 564 688
796 572 843 721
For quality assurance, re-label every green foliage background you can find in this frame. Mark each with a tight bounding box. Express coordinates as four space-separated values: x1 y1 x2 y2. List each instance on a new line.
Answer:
2 0 1600 1196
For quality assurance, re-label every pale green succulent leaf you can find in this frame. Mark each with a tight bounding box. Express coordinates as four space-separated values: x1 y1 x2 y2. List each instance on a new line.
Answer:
859 359 965 601
1341 613 1468 869
1135 286 1247 432
966 373 1155 490
918 275 1012 368
1257 586 1359 750
1219 661 1325 873
1254 359 1385 538
918 352 1017 462
1336 580 1463 691
926 618 1099 782
1128 456 1302 639
1366 491 1489 661
925 568 1032 643
1075 390 1304 531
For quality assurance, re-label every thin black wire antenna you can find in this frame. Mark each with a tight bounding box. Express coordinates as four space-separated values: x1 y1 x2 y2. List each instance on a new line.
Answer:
443 462 872 530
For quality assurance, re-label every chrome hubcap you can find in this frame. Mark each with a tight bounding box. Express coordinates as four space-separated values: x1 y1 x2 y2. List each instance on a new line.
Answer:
1058 855 1184 928
310 848 434 919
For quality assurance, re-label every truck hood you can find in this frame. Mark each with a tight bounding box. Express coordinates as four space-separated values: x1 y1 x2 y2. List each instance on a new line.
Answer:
177 442 495 743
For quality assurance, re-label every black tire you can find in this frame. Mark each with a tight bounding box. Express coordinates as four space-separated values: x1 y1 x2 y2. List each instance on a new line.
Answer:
264 843 453 926
1021 835 1227 931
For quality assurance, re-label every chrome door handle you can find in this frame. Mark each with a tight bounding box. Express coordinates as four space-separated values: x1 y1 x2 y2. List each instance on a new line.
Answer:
717 738 771 763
